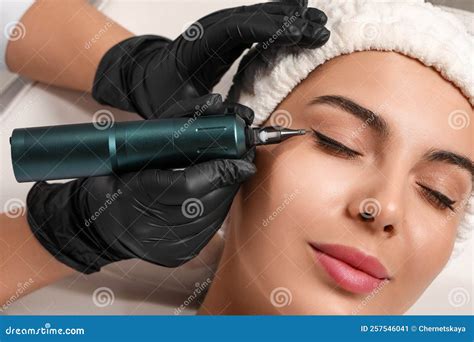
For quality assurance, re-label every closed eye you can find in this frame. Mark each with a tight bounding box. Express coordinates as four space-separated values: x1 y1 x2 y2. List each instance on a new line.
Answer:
416 182 456 212
312 129 363 159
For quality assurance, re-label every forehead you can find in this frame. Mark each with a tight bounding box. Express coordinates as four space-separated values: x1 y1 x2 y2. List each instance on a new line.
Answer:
289 51 473 159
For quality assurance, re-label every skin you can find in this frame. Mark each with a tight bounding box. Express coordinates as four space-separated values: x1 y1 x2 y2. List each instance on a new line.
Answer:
6 0 133 92
2 0 132 306
198 51 473 315
0 213 75 306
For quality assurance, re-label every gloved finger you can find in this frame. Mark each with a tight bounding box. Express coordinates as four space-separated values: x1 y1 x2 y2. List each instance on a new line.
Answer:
302 7 328 25
279 0 307 7
137 156 256 203
199 101 254 126
239 2 327 25
146 186 237 239
219 2 326 25
222 102 254 126
298 21 331 48
217 13 330 49
162 95 254 126
159 93 223 119
242 146 256 164
182 157 256 197
197 2 303 28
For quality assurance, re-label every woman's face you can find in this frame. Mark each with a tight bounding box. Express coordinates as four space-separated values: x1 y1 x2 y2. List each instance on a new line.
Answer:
201 51 473 315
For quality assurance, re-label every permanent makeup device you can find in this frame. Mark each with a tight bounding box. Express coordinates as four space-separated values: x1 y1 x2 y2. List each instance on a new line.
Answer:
10 115 306 182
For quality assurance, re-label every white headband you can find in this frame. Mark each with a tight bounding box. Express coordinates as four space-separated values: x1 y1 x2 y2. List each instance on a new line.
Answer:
237 0 473 126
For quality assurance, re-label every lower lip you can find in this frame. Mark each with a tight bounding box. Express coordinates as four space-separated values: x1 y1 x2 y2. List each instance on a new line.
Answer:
312 247 387 294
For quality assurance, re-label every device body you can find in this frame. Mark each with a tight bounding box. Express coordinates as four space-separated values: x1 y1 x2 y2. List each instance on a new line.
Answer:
11 115 248 182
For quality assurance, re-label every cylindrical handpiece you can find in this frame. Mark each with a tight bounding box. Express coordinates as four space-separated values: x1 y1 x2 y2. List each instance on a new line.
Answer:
11 115 306 182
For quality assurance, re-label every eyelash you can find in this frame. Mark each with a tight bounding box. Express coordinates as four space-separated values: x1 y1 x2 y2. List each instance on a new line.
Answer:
312 130 362 159
416 182 456 212
312 130 456 212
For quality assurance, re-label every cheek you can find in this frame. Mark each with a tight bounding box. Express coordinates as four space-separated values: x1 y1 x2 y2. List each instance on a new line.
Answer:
389 210 458 304
255 137 358 224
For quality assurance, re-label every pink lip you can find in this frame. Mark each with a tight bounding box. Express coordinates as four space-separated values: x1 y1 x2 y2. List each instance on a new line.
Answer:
310 242 390 294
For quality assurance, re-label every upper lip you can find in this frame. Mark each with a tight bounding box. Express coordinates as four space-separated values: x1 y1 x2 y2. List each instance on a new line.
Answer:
309 242 390 280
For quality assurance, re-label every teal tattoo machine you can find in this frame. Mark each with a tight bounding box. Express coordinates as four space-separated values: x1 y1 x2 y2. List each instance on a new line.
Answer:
10 115 306 182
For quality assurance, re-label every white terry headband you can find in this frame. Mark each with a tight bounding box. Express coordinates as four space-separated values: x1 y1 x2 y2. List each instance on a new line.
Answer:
237 0 473 125
229 0 473 258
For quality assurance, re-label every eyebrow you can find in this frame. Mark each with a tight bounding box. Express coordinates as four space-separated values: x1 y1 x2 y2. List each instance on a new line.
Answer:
424 149 474 178
309 94 474 179
309 95 390 137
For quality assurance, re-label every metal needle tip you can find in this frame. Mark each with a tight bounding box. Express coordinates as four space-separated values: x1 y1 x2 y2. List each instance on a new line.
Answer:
280 128 307 138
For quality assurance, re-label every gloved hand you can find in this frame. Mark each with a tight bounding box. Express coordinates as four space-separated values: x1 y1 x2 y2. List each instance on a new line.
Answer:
92 1 329 119
26 94 256 274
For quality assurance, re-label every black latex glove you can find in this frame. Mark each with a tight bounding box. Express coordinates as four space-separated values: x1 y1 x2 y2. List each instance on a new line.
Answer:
26 94 256 274
92 2 329 119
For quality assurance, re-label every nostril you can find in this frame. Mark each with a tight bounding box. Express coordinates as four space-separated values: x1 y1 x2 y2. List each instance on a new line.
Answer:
384 225 394 233
360 212 375 222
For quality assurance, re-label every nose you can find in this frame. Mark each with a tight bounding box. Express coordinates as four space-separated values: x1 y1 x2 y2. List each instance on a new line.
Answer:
347 181 405 235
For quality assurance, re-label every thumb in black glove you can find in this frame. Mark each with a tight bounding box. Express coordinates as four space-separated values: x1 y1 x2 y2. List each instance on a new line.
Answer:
27 94 256 273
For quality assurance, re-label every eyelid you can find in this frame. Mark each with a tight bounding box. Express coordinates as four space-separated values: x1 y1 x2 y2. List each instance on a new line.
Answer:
416 182 456 211
312 129 363 158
